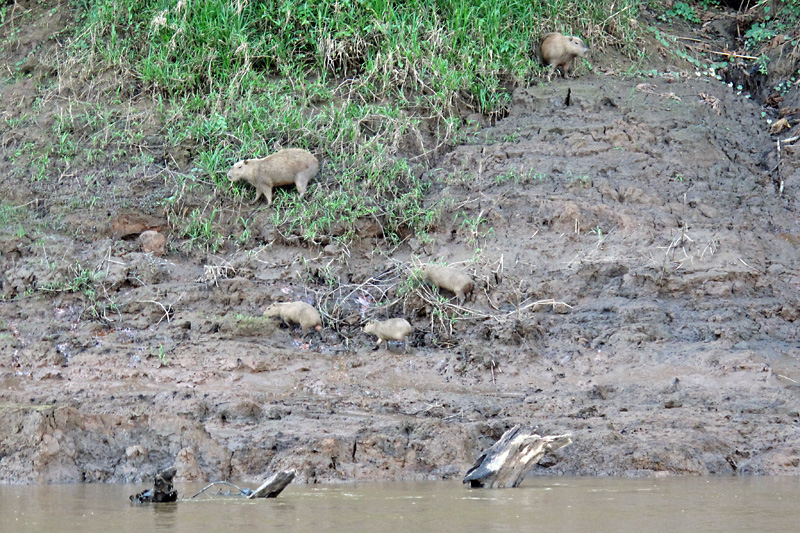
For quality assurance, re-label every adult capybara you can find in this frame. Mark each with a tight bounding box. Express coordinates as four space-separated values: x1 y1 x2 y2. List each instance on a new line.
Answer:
227 148 319 207
420 264 474 305
263 301 322 335
364 318 413 352
540 32 590 79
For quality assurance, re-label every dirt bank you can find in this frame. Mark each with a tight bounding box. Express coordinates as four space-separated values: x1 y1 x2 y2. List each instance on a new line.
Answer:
2 5 800 484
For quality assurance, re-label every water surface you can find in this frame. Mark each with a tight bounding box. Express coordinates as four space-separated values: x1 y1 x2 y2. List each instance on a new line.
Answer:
2 476 798 532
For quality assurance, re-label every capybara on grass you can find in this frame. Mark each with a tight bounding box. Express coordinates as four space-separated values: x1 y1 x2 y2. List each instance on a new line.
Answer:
420 264 474 305
227 148 319 207
263 301 322 335
364 318 413 352
540 32 590 79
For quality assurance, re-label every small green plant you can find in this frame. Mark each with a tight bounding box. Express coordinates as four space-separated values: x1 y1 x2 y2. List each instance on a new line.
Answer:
236 217 252 246
0 201 24 226
40 262 118 322
590 225 605 244
529 171 547 182
775 80 792 95
660 2 701 24
151 343 168 366
4 114 29 128
181 207 224 253
744 23 777 48
567 172 591 188
456 211 494 245
493 170 520 184
755 53 770 75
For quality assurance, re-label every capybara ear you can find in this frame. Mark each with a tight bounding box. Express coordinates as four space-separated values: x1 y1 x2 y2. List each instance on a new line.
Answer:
243 160 249 165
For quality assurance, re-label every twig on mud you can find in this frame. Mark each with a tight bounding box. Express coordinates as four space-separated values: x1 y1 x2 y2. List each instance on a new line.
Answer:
404 402 443 416
308 266 407 334
444 409 464 421
674 37 759 60
775 135 799 197
189 481 247 499
137 299 174 325
737 258 761 274
699 93 721 114
200 261 236 286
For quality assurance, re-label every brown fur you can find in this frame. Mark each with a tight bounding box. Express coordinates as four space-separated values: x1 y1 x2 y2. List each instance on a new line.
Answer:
227 148 319 206
420 264 474 304
540 32 590 79
263 301 322 335
364 318 413 352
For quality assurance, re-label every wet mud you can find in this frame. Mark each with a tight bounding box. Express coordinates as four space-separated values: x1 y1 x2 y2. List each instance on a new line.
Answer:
2 8 800 484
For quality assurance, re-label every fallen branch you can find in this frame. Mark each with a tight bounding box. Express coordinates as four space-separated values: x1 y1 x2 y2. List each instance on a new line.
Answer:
248 469 296 498
775 135 799 197
190 481 248 499
189 470 296 500
674 37 758 60
463 426 572 489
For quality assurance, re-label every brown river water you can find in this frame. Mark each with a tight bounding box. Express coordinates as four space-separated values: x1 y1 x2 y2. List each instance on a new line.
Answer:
2 477 798 532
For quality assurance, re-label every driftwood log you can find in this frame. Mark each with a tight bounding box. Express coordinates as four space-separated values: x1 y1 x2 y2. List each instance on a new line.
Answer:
129 468 178 503
247 469 296 499
463 426 572 488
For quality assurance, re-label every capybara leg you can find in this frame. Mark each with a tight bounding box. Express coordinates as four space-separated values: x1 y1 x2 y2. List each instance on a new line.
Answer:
265 186 273 207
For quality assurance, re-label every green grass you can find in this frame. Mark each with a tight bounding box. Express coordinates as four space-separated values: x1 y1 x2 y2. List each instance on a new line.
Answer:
0 201 23 228
39 261 119 322
8 0 644 245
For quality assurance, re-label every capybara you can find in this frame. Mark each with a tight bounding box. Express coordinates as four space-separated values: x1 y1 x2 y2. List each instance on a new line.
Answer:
540 32 590 79
263 301 322 335
420 264 474 305
227 148 319 207
364 318 413 352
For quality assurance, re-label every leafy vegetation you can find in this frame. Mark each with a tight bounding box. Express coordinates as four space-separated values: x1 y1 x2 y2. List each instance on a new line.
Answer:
659 2 702 24
4 0 645 246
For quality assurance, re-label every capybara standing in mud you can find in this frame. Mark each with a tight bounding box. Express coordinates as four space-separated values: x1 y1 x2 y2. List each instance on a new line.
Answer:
540 32 590 79
420 264 474 305
364 318 413 352
264 301 322 335
227 148 319 207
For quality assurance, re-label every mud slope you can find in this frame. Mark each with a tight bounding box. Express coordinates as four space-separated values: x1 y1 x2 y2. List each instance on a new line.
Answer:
2 69 800 484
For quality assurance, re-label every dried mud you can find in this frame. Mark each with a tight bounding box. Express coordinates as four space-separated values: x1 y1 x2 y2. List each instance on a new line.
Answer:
2 8 800 485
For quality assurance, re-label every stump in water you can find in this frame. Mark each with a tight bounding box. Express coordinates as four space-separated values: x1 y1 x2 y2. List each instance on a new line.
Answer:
130 468 178 503
463 425 572 488
247 469 296 499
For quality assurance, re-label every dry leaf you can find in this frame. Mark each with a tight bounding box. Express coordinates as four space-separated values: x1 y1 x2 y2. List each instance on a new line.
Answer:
770 117 791 134
698 93 721 114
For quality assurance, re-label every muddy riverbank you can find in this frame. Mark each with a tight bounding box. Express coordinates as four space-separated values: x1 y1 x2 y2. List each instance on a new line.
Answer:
2 3 800 484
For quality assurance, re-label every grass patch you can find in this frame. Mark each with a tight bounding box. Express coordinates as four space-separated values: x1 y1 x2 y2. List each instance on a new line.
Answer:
11 0 644 245
40 261 119 323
